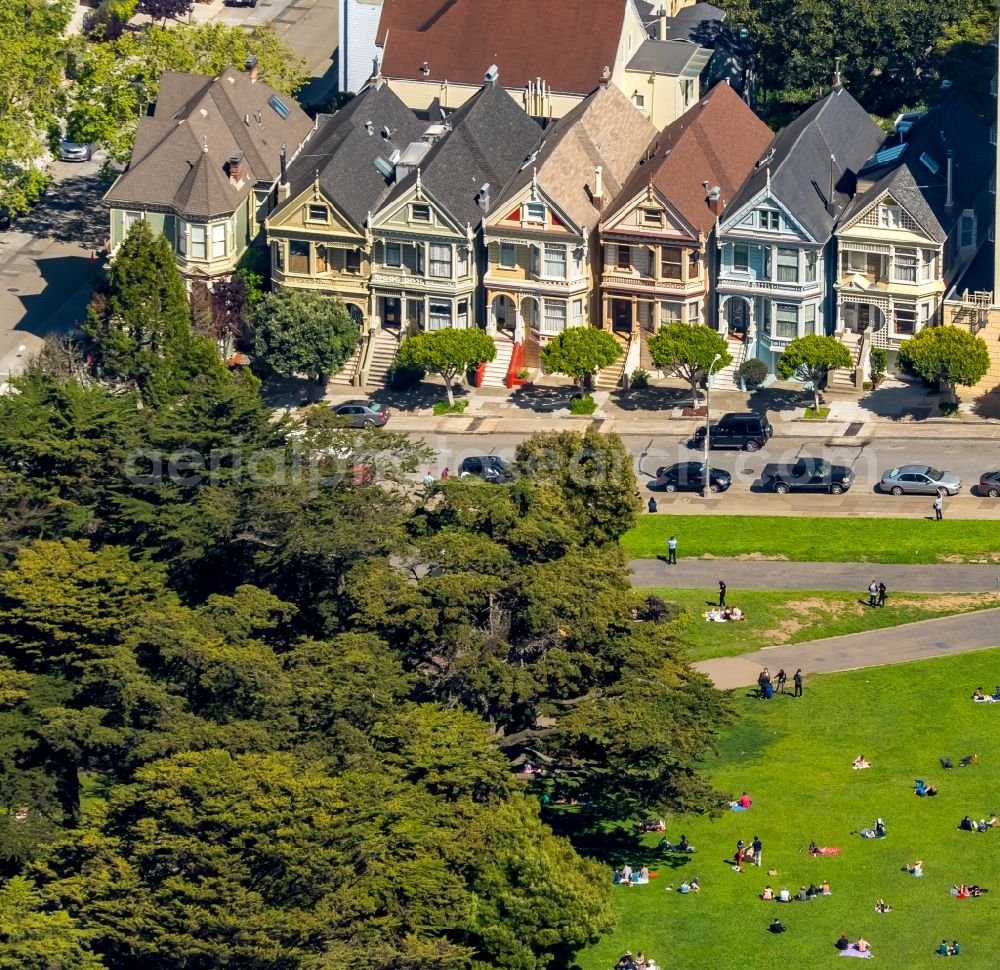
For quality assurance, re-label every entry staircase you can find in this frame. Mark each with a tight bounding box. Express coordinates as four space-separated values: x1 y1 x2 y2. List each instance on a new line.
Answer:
828 330 863 391
364 329 401 387
709 337 747 391
329 341 363 387
596 334 630 390
480 335 514 387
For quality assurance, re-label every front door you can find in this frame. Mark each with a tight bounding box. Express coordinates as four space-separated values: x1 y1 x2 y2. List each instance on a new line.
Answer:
728 300 748 340
382 297 401 329
611 299 632 333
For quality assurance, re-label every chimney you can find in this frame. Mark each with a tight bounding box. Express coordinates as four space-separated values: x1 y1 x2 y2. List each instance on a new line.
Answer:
245 55 259 83
593 165 604 210
600 66 611 87
826 154 837 216
477 182 490 211
227 152 245 184
658 6 667 41
832 56 842 90
279 143 289 200
707 185 722 215
945 150 954 210
484 64 499 86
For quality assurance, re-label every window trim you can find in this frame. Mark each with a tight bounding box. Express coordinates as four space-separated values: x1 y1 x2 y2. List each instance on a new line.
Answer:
732 242 750 273
306 203 329 223
524 202 546 224
411 203 431 223
499 242 517 269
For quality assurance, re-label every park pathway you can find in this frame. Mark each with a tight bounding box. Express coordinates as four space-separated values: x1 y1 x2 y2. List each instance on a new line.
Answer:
629 559 1000 594
627 558 1000 689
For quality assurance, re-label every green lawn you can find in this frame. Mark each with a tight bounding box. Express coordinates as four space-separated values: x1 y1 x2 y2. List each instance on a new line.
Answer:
576 650 1000 970
652 588 996 661
622 515 1000 563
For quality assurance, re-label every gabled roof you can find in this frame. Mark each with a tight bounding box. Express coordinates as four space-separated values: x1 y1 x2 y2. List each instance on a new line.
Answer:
626 39 707 77
724 85 885 242
490 83 657 232
271 81 425 231
663 2 725 44
377 80 542 230
839 93 993 244
605 81 772 236
376 0 629 95
105 67 314 218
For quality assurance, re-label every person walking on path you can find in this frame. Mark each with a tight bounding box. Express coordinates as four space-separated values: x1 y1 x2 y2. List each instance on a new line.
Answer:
868 580 878 608
933 493 944 520
877 582 887 608
776 669 787 694
719 580 727 608
793 669 803 697
752 835 762 868
441 467 450 479
667 535 677 565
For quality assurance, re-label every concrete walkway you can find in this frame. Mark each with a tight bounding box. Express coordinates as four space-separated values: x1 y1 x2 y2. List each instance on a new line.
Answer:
693 608 1000 689
630 559 1000 593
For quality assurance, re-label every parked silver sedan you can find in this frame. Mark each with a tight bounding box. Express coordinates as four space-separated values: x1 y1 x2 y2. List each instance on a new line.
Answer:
880 464 962 496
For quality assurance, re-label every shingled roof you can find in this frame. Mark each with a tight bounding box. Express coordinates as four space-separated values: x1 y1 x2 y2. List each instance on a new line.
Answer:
839 92 993 244
724 85 885 243
492 83 657 232
378 79 542 230
376 0 629 95
605 81 772 236
271 81 425 230
105 67 314 219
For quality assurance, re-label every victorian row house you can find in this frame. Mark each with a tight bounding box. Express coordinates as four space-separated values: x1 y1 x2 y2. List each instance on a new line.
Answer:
104 63 315 279
598 80 771 355
482 82 656 368
715 82 885 374
834 92 993 363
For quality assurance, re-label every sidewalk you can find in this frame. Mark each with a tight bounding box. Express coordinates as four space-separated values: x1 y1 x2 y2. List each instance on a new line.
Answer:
693 608 1000 689
630 560 1000 593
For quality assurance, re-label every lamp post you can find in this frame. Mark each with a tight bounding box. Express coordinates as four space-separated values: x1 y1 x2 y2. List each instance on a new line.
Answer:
703 352 723 498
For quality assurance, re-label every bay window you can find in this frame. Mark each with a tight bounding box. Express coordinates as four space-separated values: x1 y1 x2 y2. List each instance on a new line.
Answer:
775 303 798 339
429 302 452 330
457 300 468 328
288 240 309 274
544 243 567 279
429 243 452 278
805 250 817 282
190 224 206 259
660 301 683 324
894 304 916 335
803 303 817 335
211 223 226 259
385 242 401 267
572 299 583 328
542 300 566 334
776 248 798 283
661 246 682 280
893 248 917 283
457 247 469 277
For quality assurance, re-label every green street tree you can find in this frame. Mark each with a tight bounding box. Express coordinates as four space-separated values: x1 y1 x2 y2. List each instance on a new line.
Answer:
397 328 496 406
776 334 853 411
66 23 308 162
252 290 359 390
0 0 73 216
540 326 622 392
897 324 990 403
646 323 733 405
84 221 213 406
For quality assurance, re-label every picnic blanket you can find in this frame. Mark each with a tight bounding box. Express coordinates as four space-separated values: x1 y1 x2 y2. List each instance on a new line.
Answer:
811 847 842 856
730 803 748 811
840 948 873 959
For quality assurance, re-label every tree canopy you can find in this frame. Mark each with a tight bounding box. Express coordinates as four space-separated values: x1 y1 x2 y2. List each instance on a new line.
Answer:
398 328 496 405
647 323 733 404
776 334 853 411
540 327 622 392
897 324 990 401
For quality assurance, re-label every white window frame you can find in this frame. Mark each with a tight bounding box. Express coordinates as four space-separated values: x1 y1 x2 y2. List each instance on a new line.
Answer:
632 93 646 109
524 202 545 224
687 302 699 324
775 303 798 339
759 209 781 231
306 203 329 223
457 299 468 328
124 210 143 234
176 221 186 255
732 243 750 273
211 223 226 259
428 301 452 330
803 302 817 335
541 299 566 335
572 298 584 328
429 243 452 278
776 247 799 283
543 243 567 280
660 301 683 324
190 224 207 260
411 203 431 223
457 247 469 278
892 248 918 284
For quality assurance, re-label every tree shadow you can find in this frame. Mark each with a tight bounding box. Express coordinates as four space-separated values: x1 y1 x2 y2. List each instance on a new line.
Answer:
370 382 468 411
609 386 690 412
16 171 112 249
746 386 810 414
859 383 940 420
969 387 1000 419
508 384 576 413
9 254 102 340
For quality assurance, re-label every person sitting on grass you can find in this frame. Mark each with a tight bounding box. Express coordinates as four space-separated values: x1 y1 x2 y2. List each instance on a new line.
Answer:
677 835 694 853
738 791 752 809
937 939 950 956
949 941 961 956
836 933 851 950
769 917 786 934
959 815 975 831
807 883 819 898
875 898 892 913
960 754 978 767
906 860 924 876
855 937 871 954
853 754 871 769
761 885 774 901
972 688 989 702
778 887 791 902
821 880 832 895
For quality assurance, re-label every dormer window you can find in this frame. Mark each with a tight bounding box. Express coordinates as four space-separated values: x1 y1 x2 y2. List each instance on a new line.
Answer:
878 205 903 229
759 209 781 231
524 202 545 223
411 204 430 222
307 204 328 222
642 208 662 226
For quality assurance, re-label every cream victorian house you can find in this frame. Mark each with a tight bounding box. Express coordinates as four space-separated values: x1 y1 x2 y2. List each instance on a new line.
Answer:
834 92 993 372
105 63 314 280
598 81 771 352
265 80 424 331
482 82 656 373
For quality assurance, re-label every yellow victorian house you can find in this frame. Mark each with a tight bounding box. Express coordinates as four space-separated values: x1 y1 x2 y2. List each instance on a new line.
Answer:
834 92 993 374
482 82 656 378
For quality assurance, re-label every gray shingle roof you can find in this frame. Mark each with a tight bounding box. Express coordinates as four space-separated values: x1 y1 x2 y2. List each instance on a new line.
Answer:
379 80 542 230
627 39 703 76
272 82 426 230
105 67 314 219
664 2 725 44
840 92 993 244
725 85 885 242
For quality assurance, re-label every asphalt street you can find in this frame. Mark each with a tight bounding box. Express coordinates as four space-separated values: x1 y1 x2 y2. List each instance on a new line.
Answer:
416 432 1000 517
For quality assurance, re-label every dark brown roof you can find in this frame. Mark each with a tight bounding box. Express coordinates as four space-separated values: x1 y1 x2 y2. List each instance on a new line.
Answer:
105 68 314 218
605 81 772 235
377 0 628 95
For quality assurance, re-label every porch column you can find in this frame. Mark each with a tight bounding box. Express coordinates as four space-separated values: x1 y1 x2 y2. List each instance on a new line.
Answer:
603 294 611 331
630 294 639 339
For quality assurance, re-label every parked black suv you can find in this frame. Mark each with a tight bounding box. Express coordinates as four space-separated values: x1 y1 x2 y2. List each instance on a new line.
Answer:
458 455 514 482
760 457 855 494
691 413 773 451
650 462 732 493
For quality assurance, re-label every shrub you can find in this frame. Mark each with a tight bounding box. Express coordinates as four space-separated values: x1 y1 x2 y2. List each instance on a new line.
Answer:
432 399 469 415
517 368 530 380
569 394 598 415
739 358 769 389
630 369 650 390
387 361 425 390
870 347 887 382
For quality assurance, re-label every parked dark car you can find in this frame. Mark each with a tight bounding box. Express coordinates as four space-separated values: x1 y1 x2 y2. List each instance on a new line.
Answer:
650 462 732 493
760 457 855 495
224 0 258 6
458 455 514 482
332 400 389 428
978 470 1000 498
690 412 773 451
